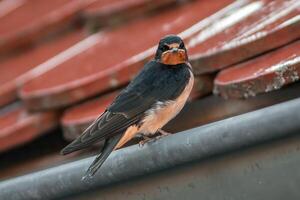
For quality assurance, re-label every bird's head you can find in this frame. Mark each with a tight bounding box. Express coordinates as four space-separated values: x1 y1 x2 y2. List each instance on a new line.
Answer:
155 35 188 65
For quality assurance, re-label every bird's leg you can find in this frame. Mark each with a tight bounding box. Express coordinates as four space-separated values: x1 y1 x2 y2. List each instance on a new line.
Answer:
139 134 153 147
139 130 172 147
154 129 172 140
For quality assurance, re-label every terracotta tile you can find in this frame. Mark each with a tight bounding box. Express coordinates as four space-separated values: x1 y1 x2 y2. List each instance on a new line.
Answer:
19 0 234 111
0 103 58 153
83 0 177 28
0 30 86 108
61 91 118 141
0 0 26 18
214 40 300 99
186 0 300 74
0 0 94 56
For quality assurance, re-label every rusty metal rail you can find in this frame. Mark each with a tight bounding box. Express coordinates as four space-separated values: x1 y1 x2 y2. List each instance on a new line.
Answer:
1 97 300 200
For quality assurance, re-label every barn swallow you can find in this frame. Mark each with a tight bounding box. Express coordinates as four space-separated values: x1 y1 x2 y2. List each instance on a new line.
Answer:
61 35 194 179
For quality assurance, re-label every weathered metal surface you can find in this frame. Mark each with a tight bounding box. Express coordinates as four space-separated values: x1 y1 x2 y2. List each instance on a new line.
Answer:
83 0 177 29
0 30 85 108
0 103 58 153
1 97 300 200
65 134 300 200
187 0 300 74
19 0 233 111
214 40 300 99
0 0 94 56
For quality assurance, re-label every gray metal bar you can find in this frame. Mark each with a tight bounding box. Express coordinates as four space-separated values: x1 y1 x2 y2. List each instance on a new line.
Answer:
65 134 300 200
1 97 300 200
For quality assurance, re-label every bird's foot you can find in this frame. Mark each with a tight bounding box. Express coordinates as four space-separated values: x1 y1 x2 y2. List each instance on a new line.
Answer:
139 134 153 147
154 129 172 140
138 130 172 147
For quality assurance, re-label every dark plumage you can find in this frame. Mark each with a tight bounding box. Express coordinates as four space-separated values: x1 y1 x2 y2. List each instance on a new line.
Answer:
61 35 194 179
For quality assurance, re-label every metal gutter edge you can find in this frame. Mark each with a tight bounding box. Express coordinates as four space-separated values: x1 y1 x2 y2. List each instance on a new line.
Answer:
2 97 300 200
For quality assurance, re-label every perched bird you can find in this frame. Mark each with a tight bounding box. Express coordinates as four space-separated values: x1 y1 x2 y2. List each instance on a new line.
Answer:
61 35 194 179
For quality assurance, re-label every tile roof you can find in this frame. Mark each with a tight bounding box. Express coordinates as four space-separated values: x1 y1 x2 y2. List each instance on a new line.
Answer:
0 30 86 107
187 0 300 74
19 0 233 111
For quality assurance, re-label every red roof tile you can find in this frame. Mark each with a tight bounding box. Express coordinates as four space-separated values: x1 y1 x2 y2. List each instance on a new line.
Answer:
214 40 300 99
186 0 300 74
0 103 58 153
19 0 233 111
0 30 86 108
0 0 93 56
83 0 176 27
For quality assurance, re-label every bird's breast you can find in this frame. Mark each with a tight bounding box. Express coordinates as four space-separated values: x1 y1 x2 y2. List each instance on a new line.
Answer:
139 69 194 135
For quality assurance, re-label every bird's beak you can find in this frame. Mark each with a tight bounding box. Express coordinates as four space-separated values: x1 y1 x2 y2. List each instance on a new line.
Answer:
161 43 187 65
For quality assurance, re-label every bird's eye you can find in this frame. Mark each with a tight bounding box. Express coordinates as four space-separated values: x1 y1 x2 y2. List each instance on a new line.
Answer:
179 42 184 49
162 44 170 51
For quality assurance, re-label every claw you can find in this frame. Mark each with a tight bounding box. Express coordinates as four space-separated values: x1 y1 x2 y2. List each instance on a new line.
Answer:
138 130 172 147
138 134 152 147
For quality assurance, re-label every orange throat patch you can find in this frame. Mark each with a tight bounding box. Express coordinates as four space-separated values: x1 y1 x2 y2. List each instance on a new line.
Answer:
161 50 187 65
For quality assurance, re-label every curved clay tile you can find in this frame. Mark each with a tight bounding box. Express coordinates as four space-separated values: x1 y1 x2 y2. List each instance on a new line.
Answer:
0 0 94 56
83 0 177 28
0 30 85 108
0 103 58 153
19 0 233 111
214 41 300 99
187 0 300 74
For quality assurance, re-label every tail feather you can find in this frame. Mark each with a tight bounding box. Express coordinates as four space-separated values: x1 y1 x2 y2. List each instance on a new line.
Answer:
60 138 91 155
82 134 123 180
